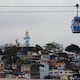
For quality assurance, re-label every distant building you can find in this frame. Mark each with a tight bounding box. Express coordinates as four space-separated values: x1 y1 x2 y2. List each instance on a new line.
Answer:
24 31 30 47
21 64 30 79
49 69 73 79
40 62 49 79
30 61 40 79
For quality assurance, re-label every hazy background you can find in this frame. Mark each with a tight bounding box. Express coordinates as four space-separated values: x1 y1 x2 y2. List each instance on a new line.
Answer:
0 0 80 47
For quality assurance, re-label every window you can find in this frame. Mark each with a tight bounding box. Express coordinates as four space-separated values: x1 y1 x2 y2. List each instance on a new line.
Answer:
60 72 62 73
1 64 3 67
69 72 72 74
50 72 52 74
54 67 57 69
54 72 57 74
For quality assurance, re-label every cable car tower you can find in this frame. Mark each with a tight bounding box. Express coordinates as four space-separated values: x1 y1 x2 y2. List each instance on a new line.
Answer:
71 4 80 33
24 31 30 46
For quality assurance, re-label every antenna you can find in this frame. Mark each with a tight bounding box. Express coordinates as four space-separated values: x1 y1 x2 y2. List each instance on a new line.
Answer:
15 39 20 47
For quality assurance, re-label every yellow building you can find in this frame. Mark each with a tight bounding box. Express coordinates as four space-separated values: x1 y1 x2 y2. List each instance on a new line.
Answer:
60 75 69 80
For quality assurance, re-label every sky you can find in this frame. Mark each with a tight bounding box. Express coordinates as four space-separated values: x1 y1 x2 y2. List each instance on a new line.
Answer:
0 0 80 48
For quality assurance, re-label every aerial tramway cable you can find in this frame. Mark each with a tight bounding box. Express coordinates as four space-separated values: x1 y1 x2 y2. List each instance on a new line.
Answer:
0 5 79 13
0 11 77 13
0 4 80 33
0 5 75 7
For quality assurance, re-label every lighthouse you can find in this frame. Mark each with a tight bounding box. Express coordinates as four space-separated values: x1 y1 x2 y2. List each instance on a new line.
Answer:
24 31 30 46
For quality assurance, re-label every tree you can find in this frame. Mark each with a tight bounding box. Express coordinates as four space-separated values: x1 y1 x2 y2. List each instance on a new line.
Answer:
4 46 17 64
65 44 80 53
44 42 63 52
34 44 43 53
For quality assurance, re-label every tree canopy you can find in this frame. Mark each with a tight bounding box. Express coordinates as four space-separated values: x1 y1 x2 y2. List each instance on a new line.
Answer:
65 44 80 53
4 46 17 64
44 42 63 52
34 44 43 53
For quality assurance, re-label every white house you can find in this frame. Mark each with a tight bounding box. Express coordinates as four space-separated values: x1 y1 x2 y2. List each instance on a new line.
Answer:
41 52 51 62
40 62 49 79
49 69 73 77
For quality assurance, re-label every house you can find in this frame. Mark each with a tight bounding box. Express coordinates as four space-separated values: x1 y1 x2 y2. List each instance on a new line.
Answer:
0 72 5 78
4 69 14 78
12 63 17 70
56 52 68 62
41 55 50 61
75 58 80 66
5 73 16 78
0 51 5 78
49 62 65 70
32 52 41 60
73 73 80 80
30 61 40 79
75 54 80 59
21 64 31 79
0 51 5 74
60 75 69 80
21 64 30 72
50 54 56 60
66 52 76 61
49 69 73 79
40 61 49 79
0 61 4 72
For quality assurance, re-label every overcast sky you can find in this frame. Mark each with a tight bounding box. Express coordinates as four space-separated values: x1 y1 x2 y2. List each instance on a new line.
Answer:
0 0 80 47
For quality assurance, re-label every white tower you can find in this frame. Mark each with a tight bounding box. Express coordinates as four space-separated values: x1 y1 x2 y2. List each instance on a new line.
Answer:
24 31 30 46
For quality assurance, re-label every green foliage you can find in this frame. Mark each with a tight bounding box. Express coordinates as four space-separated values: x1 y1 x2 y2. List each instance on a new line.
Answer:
34 44 43 53
65 44 80 53
4 46 17 64
44 42 63 52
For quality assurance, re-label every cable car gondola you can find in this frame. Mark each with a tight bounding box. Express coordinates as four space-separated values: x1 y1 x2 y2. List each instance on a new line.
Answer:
71 4 80 33
71 16 80 33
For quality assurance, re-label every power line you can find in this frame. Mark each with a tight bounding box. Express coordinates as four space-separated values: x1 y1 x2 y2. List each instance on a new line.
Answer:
0 5 79 13
0 11 77 13
0 5 76 7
